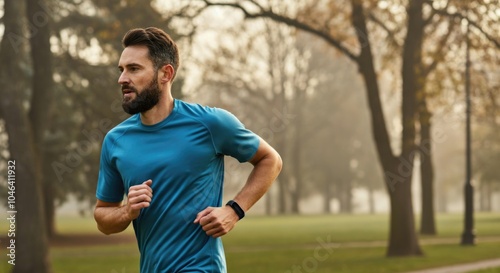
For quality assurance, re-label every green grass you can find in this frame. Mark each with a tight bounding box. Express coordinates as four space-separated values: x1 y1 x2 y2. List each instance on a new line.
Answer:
225 242 500 273
51 244 140 273
1 213 499 273
223 214 389 246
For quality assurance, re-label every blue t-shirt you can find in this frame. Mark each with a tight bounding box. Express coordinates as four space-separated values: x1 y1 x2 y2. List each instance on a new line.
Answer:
96 99 260 273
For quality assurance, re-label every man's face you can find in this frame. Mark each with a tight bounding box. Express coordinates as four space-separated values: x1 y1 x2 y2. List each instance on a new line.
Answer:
118 46 161 115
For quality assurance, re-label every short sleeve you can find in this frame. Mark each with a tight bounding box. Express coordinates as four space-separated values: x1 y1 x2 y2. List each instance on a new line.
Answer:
207 109 260 163
96 135 125 202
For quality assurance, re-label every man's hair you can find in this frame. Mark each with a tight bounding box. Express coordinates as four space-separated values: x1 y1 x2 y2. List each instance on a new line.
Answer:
122 27 180 80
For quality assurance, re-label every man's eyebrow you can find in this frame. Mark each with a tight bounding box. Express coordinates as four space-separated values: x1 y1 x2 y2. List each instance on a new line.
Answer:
118 63 145 69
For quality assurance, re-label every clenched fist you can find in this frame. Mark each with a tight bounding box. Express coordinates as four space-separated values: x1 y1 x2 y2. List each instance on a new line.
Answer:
193 206 239 238
126 179 153 220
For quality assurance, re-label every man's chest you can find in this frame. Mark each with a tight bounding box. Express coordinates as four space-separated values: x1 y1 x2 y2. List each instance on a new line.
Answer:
112 128 217 187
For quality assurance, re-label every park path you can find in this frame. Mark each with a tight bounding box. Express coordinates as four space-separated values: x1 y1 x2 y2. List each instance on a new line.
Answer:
404 258 500 273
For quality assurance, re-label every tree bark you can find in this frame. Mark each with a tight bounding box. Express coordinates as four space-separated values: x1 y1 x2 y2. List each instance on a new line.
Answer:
26 0 57 240
419 95 437 234
43 184 57 238
387 161 422 256
0 0 52 272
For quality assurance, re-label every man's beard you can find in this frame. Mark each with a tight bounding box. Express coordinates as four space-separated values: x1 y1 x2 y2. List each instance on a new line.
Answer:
122 76 161 115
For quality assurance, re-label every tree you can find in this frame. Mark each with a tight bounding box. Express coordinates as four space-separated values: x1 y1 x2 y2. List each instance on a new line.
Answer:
197 0 499 255
417 0 499 235
0 0 53 271
197 0 424 256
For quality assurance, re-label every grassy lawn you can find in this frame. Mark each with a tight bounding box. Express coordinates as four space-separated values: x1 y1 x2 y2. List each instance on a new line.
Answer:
1 212 499 273
226 242 500 273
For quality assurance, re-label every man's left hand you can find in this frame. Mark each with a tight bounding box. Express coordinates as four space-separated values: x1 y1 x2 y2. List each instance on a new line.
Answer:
193 206 239 238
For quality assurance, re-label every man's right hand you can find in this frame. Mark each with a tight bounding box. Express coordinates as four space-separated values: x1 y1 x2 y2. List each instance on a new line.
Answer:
126 179 153 220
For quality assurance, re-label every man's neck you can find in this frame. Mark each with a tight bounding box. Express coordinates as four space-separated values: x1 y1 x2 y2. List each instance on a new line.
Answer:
140 93 174 126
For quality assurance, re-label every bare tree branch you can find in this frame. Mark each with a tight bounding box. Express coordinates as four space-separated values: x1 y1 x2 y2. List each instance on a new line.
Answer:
201 0 359 62
423 0 450 25
428 4 500 48
367 11 401 48
247 0 265 12
422 18 457 78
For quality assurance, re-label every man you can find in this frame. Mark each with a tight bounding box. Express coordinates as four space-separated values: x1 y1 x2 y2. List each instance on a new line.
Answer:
94 27 282 272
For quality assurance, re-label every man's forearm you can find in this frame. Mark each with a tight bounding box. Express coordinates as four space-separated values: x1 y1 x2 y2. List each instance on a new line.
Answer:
234 151 282 212
194 141 281 238
94 205 132 235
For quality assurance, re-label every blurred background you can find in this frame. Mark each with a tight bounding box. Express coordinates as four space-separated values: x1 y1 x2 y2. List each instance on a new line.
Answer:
0 0 499 272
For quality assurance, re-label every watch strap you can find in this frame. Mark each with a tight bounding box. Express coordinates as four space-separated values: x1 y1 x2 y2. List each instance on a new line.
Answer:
226 200 245 220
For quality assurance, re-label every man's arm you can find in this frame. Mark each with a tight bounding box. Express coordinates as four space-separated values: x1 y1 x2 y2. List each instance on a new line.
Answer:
194 138 282 237
94 179 153 235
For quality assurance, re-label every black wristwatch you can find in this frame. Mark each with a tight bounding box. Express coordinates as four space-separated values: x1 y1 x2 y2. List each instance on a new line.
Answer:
226 200 245 220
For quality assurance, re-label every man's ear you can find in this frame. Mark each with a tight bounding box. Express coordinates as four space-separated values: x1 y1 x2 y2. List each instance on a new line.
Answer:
160 64 175 83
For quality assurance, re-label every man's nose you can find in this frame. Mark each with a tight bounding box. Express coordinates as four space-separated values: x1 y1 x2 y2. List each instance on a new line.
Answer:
118 71 130 85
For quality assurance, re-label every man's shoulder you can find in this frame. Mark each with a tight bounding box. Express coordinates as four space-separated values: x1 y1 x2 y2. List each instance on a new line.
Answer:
175 100 232 124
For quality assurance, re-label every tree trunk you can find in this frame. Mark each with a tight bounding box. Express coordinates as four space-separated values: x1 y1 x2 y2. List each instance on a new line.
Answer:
387 161 422 256
0 0 52 272
274 75 289 214
350 0 423 256
387 0 425 255
368 186 375 214
26 0 57 240
290 90 305 214
289 178 300 214
419 95 437 235
275 133 288 214
437 183 448 213
479 182 491 212
7 119 51 273
338 179 353 213
323 179 332 214
43 184 57 238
